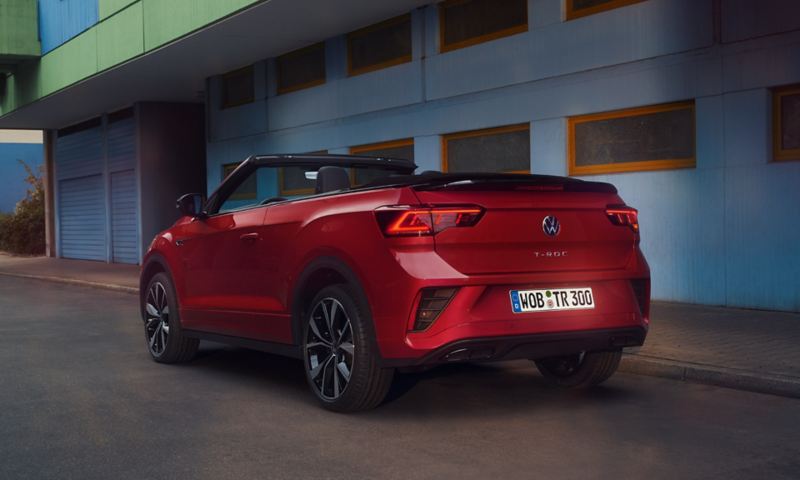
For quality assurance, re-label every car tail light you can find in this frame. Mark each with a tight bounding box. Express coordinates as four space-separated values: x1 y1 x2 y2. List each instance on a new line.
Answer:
412 287 457 331
606 205 639 233
376 206 484 237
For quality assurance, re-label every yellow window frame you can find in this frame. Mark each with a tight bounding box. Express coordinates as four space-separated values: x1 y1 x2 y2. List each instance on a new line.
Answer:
773 84 800 162
276 42 327 95
278 150 328 196
438 0 528 54
567 101 696 176
221 65 255 109
441 124 530 173
222 162 257 201
350 139 415 185
565 0 645 21
347 14 413 77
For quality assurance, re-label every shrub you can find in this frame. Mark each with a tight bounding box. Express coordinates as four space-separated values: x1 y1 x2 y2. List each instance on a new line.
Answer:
0 160 45 255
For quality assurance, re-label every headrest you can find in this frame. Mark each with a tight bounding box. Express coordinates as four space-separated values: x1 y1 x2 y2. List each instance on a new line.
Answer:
315 166 350 194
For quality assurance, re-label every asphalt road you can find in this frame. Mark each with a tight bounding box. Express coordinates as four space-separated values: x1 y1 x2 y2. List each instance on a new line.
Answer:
1 276 799 480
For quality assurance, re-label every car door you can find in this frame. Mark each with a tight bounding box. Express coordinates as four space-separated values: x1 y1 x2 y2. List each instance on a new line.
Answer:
177 164 285 341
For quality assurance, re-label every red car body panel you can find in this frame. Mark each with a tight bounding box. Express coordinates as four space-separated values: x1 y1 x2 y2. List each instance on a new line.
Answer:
142 165 649 367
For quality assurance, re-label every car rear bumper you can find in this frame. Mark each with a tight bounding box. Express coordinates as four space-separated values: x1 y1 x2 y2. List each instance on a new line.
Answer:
381 326 647 368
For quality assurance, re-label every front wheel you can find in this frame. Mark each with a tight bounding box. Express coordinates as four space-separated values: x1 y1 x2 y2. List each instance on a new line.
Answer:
534 350 621 388
142 272 198 364
302 285 394 412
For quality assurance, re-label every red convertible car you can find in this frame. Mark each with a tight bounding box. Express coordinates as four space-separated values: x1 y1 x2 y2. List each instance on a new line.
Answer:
140 154 649 411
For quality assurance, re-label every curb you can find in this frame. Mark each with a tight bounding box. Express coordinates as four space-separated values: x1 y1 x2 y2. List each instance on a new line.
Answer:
0 271 138 295
620 353 800 399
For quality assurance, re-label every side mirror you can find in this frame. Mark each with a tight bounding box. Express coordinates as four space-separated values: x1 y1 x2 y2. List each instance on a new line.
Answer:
176 193 206 218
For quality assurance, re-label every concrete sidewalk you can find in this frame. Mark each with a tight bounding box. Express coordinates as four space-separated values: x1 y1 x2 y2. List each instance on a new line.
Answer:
0 253 139 293
1 254 799 399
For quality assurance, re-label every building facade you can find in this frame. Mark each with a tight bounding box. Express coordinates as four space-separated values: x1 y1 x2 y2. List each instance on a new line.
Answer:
0 0 799 311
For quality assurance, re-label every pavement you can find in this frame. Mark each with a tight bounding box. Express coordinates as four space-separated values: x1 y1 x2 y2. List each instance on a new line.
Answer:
1 253 799 400
1 275 799 480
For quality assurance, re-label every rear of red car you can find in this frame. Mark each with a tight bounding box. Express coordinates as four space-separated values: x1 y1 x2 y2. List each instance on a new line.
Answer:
368 175 649 367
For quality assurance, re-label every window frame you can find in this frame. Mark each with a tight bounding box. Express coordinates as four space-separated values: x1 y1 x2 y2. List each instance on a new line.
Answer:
565 0 645 21
567 100 696 176
221 162 257 201
773 84 800 162
347 14 413 77
221 65 255 109
438 0 529 54
276 42 327 95
441 124 531 173
350 139 415 184
278 151 328 196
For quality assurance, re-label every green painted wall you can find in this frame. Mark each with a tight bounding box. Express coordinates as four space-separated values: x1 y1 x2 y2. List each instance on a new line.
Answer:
0 0 40 58
142 0 258 50
99 0 137 20
1 0 262 118
97 2 144 71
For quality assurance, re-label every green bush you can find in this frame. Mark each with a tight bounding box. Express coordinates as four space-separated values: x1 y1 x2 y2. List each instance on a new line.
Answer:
0 160 45 255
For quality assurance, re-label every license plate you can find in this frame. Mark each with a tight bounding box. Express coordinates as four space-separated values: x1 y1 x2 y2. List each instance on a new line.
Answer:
510 288 595 313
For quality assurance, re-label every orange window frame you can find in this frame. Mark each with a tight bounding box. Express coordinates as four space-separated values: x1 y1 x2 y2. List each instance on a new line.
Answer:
567 101 696 176
441 124 530 173
276 42 326 95
773 84 800 162
350 139 415 184
278 150 328 196
222 162 257 200
439 0 528 53
565 0 645 21
221 65 254 109
347 14 413 77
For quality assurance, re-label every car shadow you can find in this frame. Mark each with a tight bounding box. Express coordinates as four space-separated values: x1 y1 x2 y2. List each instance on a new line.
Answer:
182 343 641 417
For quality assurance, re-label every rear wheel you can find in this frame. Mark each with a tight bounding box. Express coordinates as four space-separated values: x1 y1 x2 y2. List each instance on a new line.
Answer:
142 272 198 364
534 350 621 388
302 285 394 412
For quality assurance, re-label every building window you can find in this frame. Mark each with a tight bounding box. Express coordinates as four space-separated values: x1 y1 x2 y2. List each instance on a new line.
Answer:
279 151 327 195
222 163 257 200
439 0 528 53
276 43 326 94
221 66 254 109
773 84 800 162
566 0 645 20
568 101 695 175
348 14 412 76
350 139 415 184
442 124 530 173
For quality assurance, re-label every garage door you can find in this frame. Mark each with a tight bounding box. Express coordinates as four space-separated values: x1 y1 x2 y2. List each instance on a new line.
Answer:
59 175 107 261
107 111 138 264
56 123 106 261
110 170 138 264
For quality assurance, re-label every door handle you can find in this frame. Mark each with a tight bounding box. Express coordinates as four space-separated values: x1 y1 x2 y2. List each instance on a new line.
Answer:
239 232 260 243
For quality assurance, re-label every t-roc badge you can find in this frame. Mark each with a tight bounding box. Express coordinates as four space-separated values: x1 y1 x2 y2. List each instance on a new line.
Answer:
542 215 561 237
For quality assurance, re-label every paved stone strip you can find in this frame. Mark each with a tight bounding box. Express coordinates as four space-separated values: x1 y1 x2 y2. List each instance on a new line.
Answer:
621 353 800 399
0 271 138 295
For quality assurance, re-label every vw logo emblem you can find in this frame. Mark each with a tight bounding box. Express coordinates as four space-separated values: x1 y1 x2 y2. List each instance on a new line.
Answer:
542 216 561 237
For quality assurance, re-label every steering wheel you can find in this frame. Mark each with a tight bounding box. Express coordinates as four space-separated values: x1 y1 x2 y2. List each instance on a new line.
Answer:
260 197 288 205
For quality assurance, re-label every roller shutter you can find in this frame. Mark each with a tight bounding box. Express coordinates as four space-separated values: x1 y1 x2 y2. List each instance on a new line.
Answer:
58 175 107 261
107 113 138 264
56 123 107 261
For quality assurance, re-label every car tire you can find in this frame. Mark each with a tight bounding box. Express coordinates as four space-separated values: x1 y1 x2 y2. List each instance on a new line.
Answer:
534 350 621 388
142 272 199 364
302 284 394 412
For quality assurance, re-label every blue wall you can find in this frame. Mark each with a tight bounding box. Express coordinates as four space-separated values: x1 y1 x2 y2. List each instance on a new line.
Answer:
0 143 44 213
38 0 98 54
205 0 800 311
